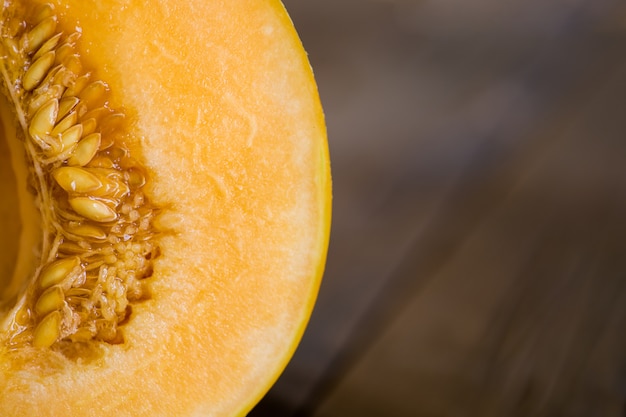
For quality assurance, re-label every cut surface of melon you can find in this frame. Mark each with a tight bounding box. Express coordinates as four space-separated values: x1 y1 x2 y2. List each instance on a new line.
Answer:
0 1 330 416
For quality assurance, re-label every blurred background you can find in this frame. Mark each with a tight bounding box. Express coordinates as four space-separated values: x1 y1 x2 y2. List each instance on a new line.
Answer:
251 0 626 416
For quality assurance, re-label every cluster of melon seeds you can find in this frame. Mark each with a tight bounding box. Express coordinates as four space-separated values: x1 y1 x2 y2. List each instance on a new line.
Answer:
0 3 158 350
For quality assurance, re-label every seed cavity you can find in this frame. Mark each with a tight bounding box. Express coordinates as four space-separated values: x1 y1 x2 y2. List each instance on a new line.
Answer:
0 3 159 352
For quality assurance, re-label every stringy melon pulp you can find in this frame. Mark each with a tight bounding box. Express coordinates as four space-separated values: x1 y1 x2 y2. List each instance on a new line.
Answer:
0 1 331 416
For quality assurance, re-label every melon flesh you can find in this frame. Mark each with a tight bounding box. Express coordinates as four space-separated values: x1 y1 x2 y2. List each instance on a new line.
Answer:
0 1 331 416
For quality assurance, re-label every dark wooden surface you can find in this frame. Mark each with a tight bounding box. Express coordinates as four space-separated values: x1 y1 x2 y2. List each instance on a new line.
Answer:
251 0 626 415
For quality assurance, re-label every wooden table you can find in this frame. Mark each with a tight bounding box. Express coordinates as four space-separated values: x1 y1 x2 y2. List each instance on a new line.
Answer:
252 1 626 415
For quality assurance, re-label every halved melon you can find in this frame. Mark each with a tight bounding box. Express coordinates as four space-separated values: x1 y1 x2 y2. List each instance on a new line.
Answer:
0 1 330 416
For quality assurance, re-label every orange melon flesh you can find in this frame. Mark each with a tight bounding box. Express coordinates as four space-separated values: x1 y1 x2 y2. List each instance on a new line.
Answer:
0 1 331 416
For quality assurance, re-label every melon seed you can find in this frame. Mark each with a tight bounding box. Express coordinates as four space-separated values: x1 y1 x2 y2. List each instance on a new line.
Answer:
29 98 58 144
67 223 108 240
77 80 109 109
27 84 64 115
23 15 57 53
32 311 62 348
23 50 56 91
68 132 101 166
52 166 102 193
59 123 83 151
69 197 118 222
31 32 62 61
57 96 80 120
51 111 78 136
39 256 81 289
35 285 65 316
